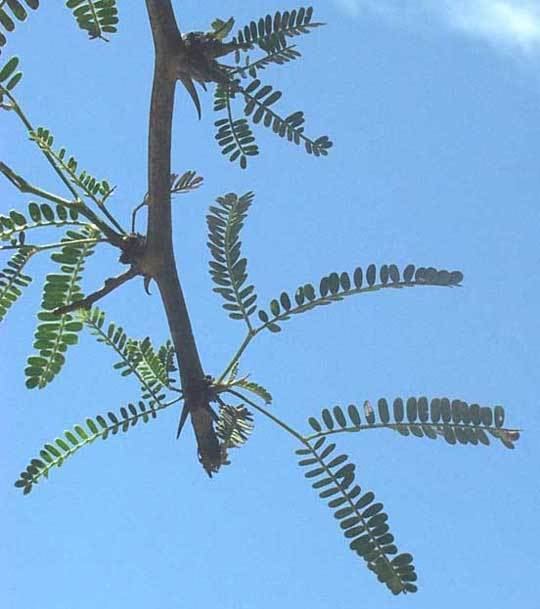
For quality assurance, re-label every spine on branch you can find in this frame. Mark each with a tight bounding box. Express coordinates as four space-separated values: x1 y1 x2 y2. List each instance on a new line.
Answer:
145 0 221 474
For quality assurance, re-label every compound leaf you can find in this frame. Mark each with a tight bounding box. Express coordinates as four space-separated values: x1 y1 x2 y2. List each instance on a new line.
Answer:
65 0 119 41
257 264 464 333
296 437 417 595
306 397 520 450
207 192 258 328
14 399 169 494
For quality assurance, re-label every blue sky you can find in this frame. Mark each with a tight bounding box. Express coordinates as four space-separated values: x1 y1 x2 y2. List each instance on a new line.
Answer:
1 1 539 608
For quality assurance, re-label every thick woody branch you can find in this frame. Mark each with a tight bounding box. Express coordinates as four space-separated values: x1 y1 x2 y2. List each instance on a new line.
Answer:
144 1 221 472
145 0 183 50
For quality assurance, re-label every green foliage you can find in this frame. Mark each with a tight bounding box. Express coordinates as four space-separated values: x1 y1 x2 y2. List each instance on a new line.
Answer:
157 339 177 377
16 308 182 493
210 7 330 168
65 0 118 40
296 437 417 595
210 17 235 41
0 201 85 242
25 227 98 389
229 378 272 404
0 247 32 321
81 307 178 406
213 104 258 169
232 44 302 79
30 126 113 203
207 192 258 327
241 79 331 156
0 54 22 95
306 398 520 449
0 2 39 56
216 403 254 450
257 264 464 333
126 337 178 398
5 6 522 599
232 7 324 54
213 77 332 168
14 399 166 494
169 170 203 196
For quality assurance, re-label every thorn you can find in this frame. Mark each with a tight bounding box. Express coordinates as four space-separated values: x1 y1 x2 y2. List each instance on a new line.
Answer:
176 403 190 439
179 76 202 120
143 276 152 295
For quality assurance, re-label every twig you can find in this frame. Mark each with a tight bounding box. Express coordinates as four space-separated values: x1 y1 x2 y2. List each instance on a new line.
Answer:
53 266 139 315
0 237 107 252
0 161 125 248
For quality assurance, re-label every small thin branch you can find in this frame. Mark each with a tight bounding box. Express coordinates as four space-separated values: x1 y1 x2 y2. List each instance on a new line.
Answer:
131 195 148 233
53 266 139 315
1 89 126 238
1 87 82 201
0 161 124 247
0 161 72 207
131 172 204 233
35 140 126 235
0 237 107 253
226 388 305 444
96 203 125 235
216 331 254 385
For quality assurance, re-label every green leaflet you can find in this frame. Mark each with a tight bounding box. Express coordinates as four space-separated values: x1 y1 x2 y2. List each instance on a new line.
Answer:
0 3 39 57
157 339 177 379
213 77 332 168
214 85 259 169
210 17 235 41
305 398 520 450
0 247 33 322
14 399 168 495
216 403 254 450
232 44 302 80
81 307 178 406
65 0 119 41
257 264 464 333
240 78 332 157
296 437 417 595
169 171 203 196
210 7 330 169
207 192 258 327
30 126 113 203
126 337 179 399
25 227 98 389
232 7 324 53
227 377 272 404
0 201 85 241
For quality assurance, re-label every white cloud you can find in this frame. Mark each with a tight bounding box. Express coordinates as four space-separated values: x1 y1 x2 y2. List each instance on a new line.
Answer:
335 0 540 55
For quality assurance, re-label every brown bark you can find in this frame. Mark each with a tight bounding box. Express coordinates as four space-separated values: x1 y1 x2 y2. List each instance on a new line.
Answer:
144 0 221 474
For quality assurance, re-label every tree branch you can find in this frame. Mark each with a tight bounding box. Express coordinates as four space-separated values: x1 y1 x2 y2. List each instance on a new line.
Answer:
145 0 183 49
53 266 139 316
144 0 221 474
